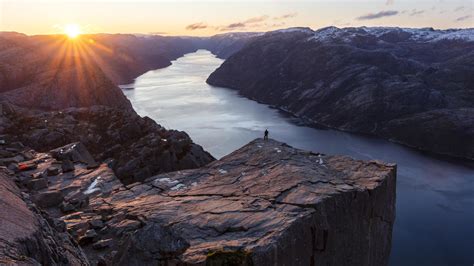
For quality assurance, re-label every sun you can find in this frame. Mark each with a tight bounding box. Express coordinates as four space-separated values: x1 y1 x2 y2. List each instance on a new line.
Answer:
64 24 82 39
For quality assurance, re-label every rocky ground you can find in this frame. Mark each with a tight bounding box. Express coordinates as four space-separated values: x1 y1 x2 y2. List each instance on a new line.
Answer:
0 102 214 184
0 138 396 265
207 27 474 160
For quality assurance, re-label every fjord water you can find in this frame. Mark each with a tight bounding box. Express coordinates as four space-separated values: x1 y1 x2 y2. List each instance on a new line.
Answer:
122 50 474 265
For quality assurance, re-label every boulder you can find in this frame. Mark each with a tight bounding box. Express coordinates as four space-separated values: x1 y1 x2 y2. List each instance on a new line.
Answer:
113 223 190 264
89 218 105 229
26 178 48 190
50 142 97 168
32 190 64 208
46 166 60 176
61 159 75 172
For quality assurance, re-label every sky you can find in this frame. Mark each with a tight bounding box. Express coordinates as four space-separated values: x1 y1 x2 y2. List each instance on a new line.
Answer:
0 0 472 36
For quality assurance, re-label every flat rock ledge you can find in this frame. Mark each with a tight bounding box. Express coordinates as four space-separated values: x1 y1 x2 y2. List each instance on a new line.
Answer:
1 138 396 266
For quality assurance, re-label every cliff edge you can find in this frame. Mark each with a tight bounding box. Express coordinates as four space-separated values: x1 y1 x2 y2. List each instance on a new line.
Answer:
1 138 396 265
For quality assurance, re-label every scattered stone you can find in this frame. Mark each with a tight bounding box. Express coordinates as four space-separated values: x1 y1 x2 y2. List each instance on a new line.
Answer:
46 166 60 176
26 178 48 191
0 155 24 166
61 159 75 173
60 201 76 213
17 162 37 171
89 218 105 229
31 191 64 208
78 229 98 246
93 239 113 250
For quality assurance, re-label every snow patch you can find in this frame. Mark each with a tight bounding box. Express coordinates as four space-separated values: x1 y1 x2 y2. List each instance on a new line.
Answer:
307 26 474 43
218 169 228 174
157 178 179 185
171 184 186 191
84 176 101 195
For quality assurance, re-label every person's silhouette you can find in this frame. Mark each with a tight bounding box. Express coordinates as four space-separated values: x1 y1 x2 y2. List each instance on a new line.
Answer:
264 129 269 140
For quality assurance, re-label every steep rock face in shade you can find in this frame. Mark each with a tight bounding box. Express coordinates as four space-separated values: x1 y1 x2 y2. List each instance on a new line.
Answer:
0 61 133 111
194 32 263 59
2 138 396 265
0 171 89 265
0 102 214 184
207 27 474 160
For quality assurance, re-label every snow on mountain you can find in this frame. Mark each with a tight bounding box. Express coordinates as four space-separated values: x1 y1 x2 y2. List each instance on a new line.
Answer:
306 26 474 43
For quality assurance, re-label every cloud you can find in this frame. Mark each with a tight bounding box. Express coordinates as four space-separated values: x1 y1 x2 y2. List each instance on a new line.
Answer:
217 13 296 32
273 13 298 20
243 15 269 24
356 10 398 20
454 6 465 12
185 22 208 30
148 32 167 35
270 22 287 28
455 15 472 22
220 15 269 31
409 9 425 16
224 22 246 29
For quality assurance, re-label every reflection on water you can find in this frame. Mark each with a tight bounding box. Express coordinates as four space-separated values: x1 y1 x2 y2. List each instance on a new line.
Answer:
122 50 474 266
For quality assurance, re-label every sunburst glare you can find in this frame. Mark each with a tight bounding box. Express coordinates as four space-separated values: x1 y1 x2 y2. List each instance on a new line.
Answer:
64 24 82 39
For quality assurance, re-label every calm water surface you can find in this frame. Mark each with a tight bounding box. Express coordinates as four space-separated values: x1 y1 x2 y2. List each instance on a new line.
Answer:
122 50 474 266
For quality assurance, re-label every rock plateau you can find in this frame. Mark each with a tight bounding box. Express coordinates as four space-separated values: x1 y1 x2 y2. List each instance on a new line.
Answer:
0 138 396 265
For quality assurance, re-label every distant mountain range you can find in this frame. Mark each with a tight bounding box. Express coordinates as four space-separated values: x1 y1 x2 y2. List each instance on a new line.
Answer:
207 27 474 160
0 31 257 110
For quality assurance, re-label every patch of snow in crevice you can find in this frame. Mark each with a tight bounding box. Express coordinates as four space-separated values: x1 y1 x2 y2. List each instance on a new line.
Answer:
157 178 179 185
218 169 228 174
170 184 186 191
84 176 101 195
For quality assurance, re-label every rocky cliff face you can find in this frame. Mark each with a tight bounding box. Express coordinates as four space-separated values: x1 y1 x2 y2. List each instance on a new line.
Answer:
0 102 214 184
207 27 474 160
193 32 263 59
1 138 396 265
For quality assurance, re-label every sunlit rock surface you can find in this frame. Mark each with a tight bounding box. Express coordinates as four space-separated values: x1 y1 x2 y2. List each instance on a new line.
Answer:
0 171 89 265
2 138 396 265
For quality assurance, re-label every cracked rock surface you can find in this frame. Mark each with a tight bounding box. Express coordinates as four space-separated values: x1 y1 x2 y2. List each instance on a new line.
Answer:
1 138 396 265
0 171 89 265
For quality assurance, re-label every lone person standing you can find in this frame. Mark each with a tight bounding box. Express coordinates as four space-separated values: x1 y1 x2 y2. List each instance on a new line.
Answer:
264 129 269 140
